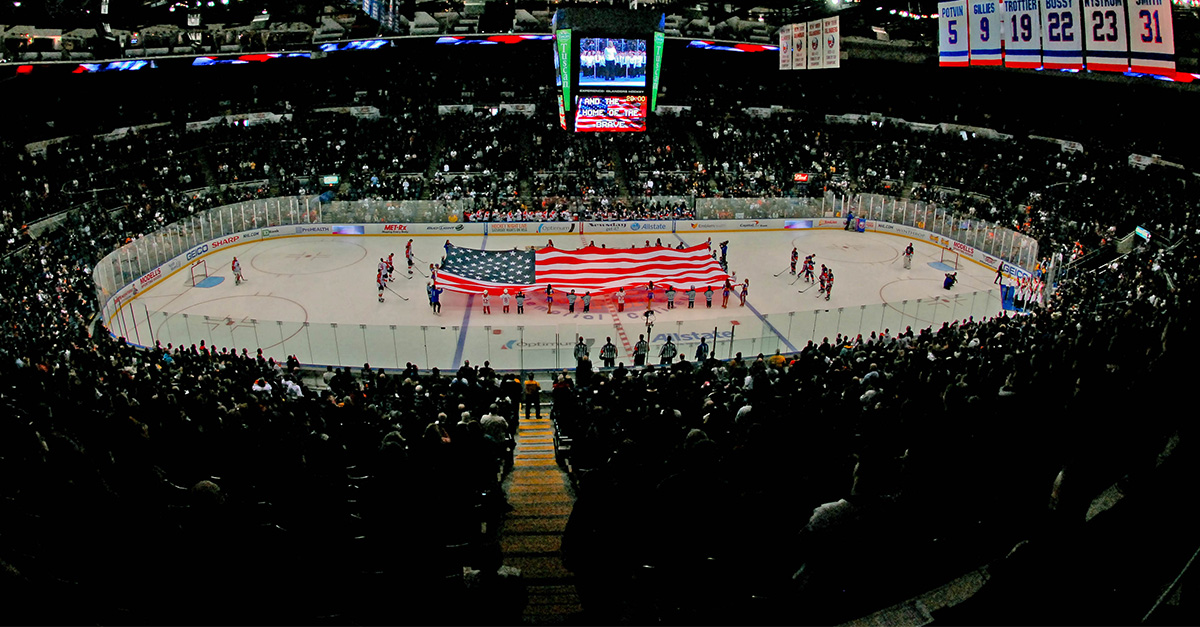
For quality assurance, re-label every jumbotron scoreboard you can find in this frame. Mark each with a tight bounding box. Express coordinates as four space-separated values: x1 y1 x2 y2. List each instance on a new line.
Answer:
552 8 666 132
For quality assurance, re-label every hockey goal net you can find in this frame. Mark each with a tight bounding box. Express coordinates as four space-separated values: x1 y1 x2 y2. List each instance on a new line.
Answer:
939 247 960 270
190 259 209 286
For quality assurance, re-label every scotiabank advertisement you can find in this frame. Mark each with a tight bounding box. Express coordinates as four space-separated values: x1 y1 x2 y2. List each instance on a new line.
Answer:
574 95 647 132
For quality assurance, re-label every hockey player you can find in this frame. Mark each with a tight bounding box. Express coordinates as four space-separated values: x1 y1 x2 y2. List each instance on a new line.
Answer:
633 334 649 367
818 265 829 294
903 243 914 270
790 247 799 274
616 287 626 312
825 270 834 301
802 255 815 283
567 289 578 313
482 290 491 314
386 253 396 281
665 285 676 309
377 271 386 302
406 240 415 274
501 289 511 313
600 337 617 368
232 257 244 285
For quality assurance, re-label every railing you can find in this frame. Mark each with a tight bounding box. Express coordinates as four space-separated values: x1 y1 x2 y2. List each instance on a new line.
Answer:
697 192 1039 270
92 197 471 310
120 289 1003 372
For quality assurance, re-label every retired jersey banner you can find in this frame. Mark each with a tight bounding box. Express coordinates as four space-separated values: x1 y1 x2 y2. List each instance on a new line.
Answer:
1127 0 1174 74
1041 0 1084 69
792 23 806 69
822 16 841 68
1003 0 1044 67
780 25 793 70
939 0 970 66
1082 0 1130 71
969 0 1004 64
807 20 824 69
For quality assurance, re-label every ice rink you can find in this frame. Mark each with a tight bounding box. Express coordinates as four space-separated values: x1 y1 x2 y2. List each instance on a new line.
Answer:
111 227 1005 372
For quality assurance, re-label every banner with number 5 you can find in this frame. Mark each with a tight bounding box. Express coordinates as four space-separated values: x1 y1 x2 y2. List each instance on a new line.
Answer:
969 0 1004 65
939 0 970 66
1127 0 1174 74
1041 0 1084 69
1004 0 1044 68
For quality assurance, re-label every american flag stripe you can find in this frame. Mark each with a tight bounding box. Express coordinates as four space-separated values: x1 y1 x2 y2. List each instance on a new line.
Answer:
436 243 731 295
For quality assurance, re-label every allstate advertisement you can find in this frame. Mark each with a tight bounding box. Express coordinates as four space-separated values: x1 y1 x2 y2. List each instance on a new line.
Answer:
582 220 674 234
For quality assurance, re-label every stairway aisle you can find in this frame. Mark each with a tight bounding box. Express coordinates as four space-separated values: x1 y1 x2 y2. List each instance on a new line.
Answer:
501 412 581 624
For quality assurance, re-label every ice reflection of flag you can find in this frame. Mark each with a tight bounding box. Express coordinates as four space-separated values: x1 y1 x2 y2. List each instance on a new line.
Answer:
436 243 730 294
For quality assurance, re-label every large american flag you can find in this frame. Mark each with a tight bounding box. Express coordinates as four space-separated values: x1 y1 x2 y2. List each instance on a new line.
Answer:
436 243 731 294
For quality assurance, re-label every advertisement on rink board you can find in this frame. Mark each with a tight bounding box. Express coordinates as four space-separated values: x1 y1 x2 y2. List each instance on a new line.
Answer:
583 221 673 234
369 223 488 235
679 219 783 232
486 222 579 235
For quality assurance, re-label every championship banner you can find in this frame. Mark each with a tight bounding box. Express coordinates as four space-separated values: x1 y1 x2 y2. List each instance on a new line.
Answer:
1082 0 1130 71
1041 0 1084 69
780 25 793 70
822 17 841 68
939 0 970 66
1003 0 1044 68
969 0 1004 64
1127 0 1174 74
807 20 824 69
792 23 807 69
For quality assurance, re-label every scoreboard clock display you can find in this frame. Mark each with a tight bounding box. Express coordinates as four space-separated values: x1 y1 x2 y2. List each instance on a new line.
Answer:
574 95 648 132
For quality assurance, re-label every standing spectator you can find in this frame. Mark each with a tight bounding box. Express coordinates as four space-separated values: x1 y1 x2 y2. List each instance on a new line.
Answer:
524 373 542 419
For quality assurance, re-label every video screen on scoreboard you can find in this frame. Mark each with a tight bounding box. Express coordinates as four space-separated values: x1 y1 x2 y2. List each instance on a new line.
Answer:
578 38 647 88
574 95 647 132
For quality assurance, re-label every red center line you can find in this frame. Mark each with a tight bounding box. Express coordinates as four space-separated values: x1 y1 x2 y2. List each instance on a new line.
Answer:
576 231 634 357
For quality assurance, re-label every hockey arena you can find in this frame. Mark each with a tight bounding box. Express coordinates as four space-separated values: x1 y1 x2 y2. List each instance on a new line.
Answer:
4 2 1198 626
